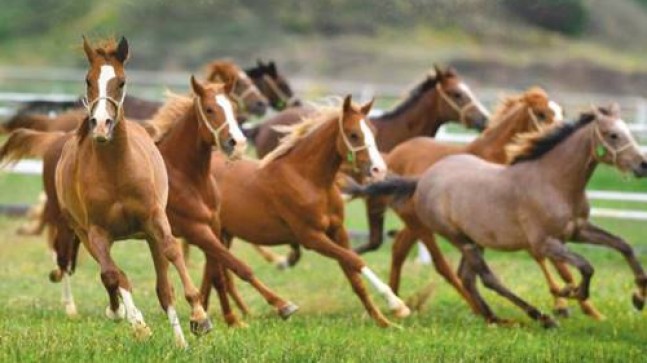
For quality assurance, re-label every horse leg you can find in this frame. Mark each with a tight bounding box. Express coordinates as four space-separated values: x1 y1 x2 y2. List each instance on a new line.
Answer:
181 240 191 266
144 213 211 336
460 243 556 328
550 259 605 320
184 224 297 319
48 219 78 317
253 245 288 266
201 257 245 327
417 228 480 314
146 239 188 348
457 256 505 325
541 238 594 303
572 221 647 311
388 227 416 295
283 244 302 269
354 196 388 254
535 257 571 317
83 227 151 338
209 233 251 316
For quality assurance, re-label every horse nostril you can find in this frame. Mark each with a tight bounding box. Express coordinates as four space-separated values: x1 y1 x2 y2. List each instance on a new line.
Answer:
641 161 647 170
371 166 380 174
227 138 237 148
256 101 265 108
89 118 97 127
105 119 113 127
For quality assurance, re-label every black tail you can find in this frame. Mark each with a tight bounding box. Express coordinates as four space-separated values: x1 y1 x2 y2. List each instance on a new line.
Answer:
242 123 260 145
342 175 418 202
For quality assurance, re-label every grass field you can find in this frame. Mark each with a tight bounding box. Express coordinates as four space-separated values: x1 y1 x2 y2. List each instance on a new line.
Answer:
0 167 646 362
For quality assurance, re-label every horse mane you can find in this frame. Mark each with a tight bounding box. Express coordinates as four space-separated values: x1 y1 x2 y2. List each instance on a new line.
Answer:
204 60 241 84
373 74 438 121
141 91 194 142
487 87 548 129
506 111 596 164
260 106 339 167
88 37 120 61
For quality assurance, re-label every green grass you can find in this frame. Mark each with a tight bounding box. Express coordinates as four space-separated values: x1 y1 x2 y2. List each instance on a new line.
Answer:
0 170 647 361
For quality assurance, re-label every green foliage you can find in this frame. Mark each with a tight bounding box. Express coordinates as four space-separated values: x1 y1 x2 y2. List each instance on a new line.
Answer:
504 0 589 36
0 0 93 40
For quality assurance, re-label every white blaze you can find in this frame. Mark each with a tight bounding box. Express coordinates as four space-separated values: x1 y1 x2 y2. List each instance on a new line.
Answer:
215 94 246 143
548 100 564 122
458 82 490 118
360 119 387 179
92 65 116 122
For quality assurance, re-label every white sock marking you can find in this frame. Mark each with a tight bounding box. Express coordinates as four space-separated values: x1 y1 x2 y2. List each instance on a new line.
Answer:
361 266 404 310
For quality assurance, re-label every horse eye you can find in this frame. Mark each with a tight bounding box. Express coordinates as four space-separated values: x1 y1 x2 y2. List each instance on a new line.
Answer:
349 132 360 142
610 133 619 140
85 79 91 87
536 111 546 120
205 107 214 114
452 92 462 99
119 81 125 88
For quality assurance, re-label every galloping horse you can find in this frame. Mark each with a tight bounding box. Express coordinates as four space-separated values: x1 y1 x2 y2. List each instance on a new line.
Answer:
247 65 489 158
354 89 564 311
144 76 297 327
349 104 647 327
2 37 212 347
245 59 301 110
210 96 410 327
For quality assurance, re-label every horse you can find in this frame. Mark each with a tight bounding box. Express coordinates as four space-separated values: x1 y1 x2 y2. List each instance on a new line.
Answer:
19 36 211 347
347 104 647 327
1 60 265 134
204 60 268 121
143 76 297 327
353 88 564 312
245 59 301 110
246 65 489 159
210 95 410 327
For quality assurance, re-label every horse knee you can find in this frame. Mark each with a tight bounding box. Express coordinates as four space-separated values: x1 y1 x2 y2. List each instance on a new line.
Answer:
100 270 120 291
580 263 594 278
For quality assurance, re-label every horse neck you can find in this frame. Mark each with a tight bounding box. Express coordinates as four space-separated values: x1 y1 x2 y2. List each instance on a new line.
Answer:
281 118 342 187
466 104 526 163
522 125 597 197
371 88 443 152
159 106 212 178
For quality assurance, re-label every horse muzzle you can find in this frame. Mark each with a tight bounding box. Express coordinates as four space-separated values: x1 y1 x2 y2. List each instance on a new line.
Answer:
632 160 647 178
90 118 114 143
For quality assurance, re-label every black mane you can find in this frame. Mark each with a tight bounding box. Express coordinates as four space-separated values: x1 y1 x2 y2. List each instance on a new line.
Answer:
372 76 438 121
511 111 598 164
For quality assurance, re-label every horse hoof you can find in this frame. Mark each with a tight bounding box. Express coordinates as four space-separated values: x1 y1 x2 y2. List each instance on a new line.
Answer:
632 292 645 311
279 302 299 320
276 259 290 271
190 318 213 336
393 304 411 319
105 304 125 321
540 315 559 329
65 303 78 317
231 320 249 329
132 322 152 340
175 336 188 350
49 270 63 283
486 317 516 327
553 307 571 318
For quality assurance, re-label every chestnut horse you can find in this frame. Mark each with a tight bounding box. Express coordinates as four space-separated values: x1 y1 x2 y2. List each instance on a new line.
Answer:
349 105 647 327
245 59 301 110
205 60 268 121
210 96 410 327
55 37 211 346
144 77 297 327
246 65 489 158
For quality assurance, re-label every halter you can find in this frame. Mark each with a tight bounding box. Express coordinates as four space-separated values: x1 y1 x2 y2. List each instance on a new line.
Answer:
262 74 298 109
338 115 370 172
195 96 230 153
435 83 476 127
590 123 636 167
527 108 545 131
229 74 264 114
82 93 124 124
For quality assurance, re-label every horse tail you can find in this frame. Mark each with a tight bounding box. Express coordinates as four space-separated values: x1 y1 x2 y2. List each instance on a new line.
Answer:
242 123 260 145
341 175 418 202
0 129 65 166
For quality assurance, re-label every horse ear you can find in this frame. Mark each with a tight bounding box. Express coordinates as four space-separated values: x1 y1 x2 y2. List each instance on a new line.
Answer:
82 35 95 63
268 61 277 77
608 102 621 117
433 64 444 81
342 94 353 113
190 75 205 96
360 98 374 115
115 36 129 64
257 59 265 68
590 103 604 120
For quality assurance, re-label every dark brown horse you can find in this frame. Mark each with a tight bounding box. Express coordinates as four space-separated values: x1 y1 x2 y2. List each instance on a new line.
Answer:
245 59 301 110
246 65 489 158
58 37 209 346
210 96 411 327
348 105 647 327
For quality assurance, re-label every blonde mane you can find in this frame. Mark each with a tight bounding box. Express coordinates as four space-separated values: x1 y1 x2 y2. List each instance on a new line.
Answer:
204 60 243 84
142 91 194 142
488 87 548 129
259 106 339 167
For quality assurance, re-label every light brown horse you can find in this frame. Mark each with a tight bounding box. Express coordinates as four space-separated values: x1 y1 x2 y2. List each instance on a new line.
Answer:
349 104 647 327
144 76 297 327
54 37 211 346
245 59 301 110
246 65 489 158
211 96 410 327
355 88 564 311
